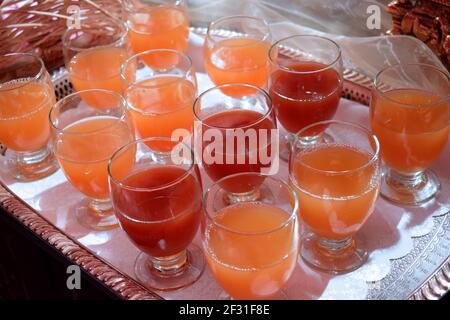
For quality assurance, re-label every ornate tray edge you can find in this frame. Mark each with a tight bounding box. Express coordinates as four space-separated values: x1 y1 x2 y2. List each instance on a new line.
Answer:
0 180 162 300
409 256 450 300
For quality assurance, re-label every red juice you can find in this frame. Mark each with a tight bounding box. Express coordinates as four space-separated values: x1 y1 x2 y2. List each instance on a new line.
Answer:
111 166 202 257
201 109 275 193
269 61 342 134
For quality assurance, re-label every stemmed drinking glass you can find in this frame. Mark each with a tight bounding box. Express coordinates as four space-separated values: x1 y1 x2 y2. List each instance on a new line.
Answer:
0 52 58 180
62 17 129 108
50 89 134 230
290 120 381 274
193 83 277 203
204 15 271 97
203 172 299 299
123 0 190 55
120 49 197 140
371 63 450 205
108 137 205 290
268 35 343 160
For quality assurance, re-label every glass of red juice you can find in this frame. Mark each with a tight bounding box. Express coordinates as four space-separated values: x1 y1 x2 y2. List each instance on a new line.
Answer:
108 137 205 291
193 83 277 203
268 35 343 160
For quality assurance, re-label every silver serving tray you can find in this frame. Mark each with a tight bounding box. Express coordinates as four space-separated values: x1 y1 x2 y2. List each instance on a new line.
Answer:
0 27 449 300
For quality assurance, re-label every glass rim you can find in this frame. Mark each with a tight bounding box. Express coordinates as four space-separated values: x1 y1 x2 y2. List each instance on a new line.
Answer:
193 83 273 130
292 120 380 175
120 48 193 83
108 136 196 193
0 52 45 92
206 15 271 44
49 89 128 134
268 35 342 75
373 63 450 107
61 18 129 52
122 0 185 14
203 172 298 236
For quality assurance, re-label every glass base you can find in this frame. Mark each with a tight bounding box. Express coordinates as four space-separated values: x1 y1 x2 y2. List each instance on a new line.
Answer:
14 147 59 181
75 198 119 230
381 169 440 205
301 233 367 275
135 244 205 291
281 131 335 162
225 188 261 204
224 182 276 205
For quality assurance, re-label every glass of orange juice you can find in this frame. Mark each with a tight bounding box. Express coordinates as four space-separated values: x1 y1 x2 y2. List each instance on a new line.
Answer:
123 0 189 55
62 18 129 108
0 53 58 181
120 49 197 140
371 63 450 205
203 172 299 300
290 120 381 274
204 16 271 97
50 90 134 230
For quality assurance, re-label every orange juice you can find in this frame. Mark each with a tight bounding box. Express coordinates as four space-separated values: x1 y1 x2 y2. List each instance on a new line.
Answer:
204 38 270 97
204 202 297 300
371 89 449 174
291 145 379 240
125 76 196 138
68 47 128 107
55 116 133 199
0 80 54 152
128 6 189 57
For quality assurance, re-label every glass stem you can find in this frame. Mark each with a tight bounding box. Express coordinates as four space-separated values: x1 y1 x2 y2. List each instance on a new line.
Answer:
88 198 113 215
386 169 425 189
150 250 188 276
226 187 261 204
16 147 50 165
285 132 296 148
14 144 59 181
318 237 355 255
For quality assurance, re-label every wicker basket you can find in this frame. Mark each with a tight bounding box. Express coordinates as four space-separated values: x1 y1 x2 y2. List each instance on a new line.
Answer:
0 0 123 72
